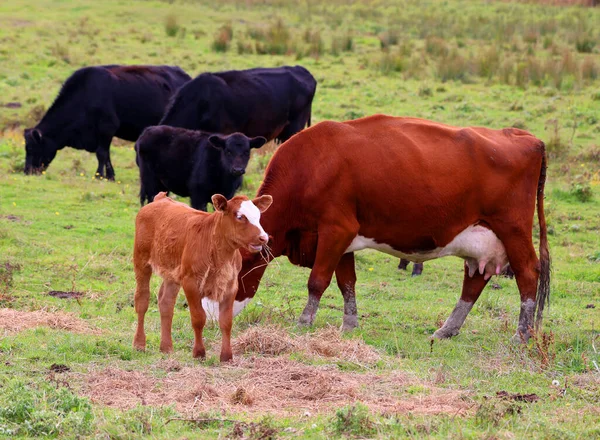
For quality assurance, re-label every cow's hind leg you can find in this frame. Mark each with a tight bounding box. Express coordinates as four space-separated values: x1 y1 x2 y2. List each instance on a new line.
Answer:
133 263 152 351
158 280 181 353
501 234 540 343
182 276 207 358
299 223 358 327
433 263 490 339
335 252 358 331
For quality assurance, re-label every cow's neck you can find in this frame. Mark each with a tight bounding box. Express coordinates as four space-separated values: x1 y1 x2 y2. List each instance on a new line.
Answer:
36 110 77 149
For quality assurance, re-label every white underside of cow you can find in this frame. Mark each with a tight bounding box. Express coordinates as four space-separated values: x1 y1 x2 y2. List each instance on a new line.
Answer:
345 224 509 280
202 298 251 321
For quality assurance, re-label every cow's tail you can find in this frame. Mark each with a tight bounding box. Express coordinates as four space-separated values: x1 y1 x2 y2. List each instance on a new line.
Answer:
535 143 551 329
306 109 312 128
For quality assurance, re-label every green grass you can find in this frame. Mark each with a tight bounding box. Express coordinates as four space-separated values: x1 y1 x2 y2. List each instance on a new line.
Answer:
1 0 600 438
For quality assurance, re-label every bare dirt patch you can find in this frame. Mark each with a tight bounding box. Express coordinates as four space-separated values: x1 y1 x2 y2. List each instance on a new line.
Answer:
77 327 471 417
0 308 99 335
48 290 84 299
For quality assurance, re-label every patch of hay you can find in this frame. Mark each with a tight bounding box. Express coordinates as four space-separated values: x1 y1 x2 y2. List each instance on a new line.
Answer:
77 357 471 417
0 307 99 335
232 325 297 356
232 325 381 365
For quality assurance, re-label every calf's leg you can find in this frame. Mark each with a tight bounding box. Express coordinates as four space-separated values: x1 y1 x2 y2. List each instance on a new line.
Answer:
133 263 152 351
218 295 235 362
335 252 358 331
433 263 490 339
182 276 207 358
158 280 181 353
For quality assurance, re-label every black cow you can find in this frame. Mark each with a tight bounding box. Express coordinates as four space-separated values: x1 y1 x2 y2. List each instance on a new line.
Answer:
136 125 266 211
24 65 191 180
159 66 316 143
398 259 424 276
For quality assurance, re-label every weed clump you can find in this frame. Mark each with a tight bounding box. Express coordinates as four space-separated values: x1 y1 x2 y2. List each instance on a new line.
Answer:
0 380 94 437
212 23 233 52
164 13 179 37
330 403 376 438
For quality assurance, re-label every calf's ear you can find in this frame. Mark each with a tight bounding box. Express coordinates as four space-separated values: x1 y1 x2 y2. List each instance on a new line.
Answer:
252 195 273 213
208 135 227 150
249 136 267 149
211 194 228 212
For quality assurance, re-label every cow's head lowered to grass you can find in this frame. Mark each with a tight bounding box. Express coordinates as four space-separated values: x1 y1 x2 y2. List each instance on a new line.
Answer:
208 133 267 177
23 128 57 174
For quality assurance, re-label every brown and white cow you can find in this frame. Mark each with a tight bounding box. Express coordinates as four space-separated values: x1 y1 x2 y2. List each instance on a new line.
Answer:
234 115 550 342
132 192 272 362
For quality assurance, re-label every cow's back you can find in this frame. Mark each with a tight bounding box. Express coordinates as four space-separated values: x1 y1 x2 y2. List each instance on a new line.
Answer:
259 115 544 250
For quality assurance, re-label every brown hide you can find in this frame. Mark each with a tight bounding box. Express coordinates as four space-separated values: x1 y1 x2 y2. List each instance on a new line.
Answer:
237 115 549 341
133 192 271 362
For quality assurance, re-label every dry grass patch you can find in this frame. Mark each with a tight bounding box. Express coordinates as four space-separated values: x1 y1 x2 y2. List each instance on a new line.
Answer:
77 357 471 417
0 307 99 335
232 325 381 365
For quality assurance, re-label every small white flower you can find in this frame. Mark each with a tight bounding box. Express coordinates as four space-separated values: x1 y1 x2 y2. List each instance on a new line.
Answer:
552 380 560 386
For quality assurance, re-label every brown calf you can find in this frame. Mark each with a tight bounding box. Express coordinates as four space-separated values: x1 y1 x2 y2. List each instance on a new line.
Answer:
132 192 272 362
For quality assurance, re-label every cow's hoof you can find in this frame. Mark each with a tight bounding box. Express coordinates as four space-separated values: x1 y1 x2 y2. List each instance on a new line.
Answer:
411 273 422 277
432 327 459 339
341 314 358 331
133 343 146 352
298 313 314 327
510 331 530 344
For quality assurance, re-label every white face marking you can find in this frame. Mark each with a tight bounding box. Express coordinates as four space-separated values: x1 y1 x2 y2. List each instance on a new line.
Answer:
345 225 509 279
238 200 268 241
201 298 252 321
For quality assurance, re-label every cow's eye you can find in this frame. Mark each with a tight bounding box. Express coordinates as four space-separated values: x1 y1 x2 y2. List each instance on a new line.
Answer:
236 213 244 221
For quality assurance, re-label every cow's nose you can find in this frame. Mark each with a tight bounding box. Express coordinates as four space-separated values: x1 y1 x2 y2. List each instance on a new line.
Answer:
258 233 268 244
233 168 245 176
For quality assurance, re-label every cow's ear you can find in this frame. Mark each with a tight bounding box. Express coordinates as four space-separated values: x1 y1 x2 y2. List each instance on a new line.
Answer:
211 194 228 212
29 128 42 143
249 136 267 149
252 195 273 213
208 135 227 150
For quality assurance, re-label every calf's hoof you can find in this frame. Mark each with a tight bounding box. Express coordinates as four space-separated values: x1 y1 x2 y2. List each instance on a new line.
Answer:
192 347 206 359
220 353 233 363
159 343 174 354
132 336 146 351
432 327 459 339
341 314 358 331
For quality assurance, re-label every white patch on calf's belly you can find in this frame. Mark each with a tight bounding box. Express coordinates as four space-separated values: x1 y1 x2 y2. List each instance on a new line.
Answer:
345 225 508 280
201 298 251 321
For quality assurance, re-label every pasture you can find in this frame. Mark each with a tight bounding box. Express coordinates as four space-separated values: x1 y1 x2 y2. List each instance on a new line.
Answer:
1 0 599 438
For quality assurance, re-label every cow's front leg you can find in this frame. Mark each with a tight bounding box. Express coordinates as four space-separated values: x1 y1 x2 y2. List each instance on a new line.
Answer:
299 223 358 327
95 140 115 180
335 252 358 331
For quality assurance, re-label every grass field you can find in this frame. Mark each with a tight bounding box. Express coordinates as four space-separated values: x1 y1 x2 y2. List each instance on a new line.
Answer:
1 0 600 438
